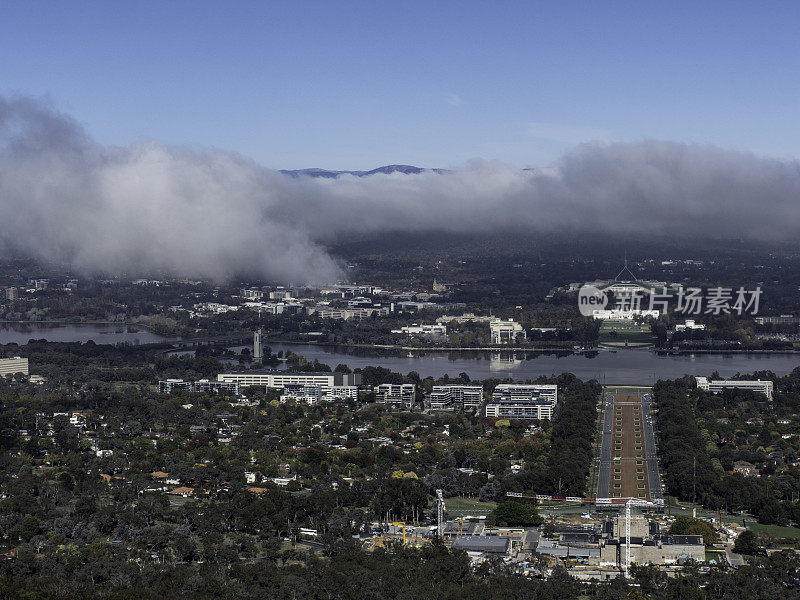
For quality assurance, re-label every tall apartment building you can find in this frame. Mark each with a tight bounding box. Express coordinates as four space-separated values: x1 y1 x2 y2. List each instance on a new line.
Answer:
695 376 773 400
0 357 29 378
429 384 483 411
485 384 558 420
490 319 527 344
375 383 415 409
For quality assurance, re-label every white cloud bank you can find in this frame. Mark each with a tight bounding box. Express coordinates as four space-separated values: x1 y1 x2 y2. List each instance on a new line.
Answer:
2 96 799 283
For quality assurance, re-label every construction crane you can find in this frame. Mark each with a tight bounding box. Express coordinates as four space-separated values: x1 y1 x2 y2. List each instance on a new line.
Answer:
391 521 406 546
624 499 632 579
506 492 651 578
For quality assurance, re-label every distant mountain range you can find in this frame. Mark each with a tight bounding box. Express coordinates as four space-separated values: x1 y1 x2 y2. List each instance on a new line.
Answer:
280 164 445 178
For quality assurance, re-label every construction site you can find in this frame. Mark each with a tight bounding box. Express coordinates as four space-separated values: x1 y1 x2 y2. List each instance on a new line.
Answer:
339 387 737 579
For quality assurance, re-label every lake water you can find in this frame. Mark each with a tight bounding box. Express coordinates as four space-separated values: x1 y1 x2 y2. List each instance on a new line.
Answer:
1 324 798 384
266 343 800 385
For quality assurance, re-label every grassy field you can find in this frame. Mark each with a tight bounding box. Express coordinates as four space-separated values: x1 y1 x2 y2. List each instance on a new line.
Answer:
739 521 800 539
598 322 657 346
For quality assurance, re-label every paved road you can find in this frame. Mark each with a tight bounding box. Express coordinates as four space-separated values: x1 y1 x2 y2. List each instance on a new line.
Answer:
596 392 615 498
640 392 663 501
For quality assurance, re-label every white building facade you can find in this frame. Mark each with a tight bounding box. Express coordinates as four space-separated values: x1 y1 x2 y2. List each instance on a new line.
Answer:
695 376 773 400
485 384 559 420
490 319 527 344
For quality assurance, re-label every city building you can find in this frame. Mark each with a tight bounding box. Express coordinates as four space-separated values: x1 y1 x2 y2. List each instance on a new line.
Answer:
194 379 240 394
269 290 293 300
490 319 527 344
217 371 361 389
695 376 773 400
375 383 415 409
493 384 558 404
240 288 265 300
451 535 511 559
311 306 391 320
428 384 483 411
391 323 447 337
436 312 494 324
674 319 705 331
280 384 359 404
159 379 193 393
485 384 558 420
0 357 29 378
5 287 18 301
755 315 800 325
193 302 239 314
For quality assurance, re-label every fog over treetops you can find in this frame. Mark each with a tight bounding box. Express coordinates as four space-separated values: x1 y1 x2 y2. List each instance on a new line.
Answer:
2 95 799 283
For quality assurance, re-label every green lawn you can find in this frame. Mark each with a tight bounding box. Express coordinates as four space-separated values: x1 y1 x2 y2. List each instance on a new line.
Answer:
742 521 800 539
598 322 656 346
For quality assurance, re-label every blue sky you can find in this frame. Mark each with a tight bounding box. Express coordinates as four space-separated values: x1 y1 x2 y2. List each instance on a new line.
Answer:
2 1 800 170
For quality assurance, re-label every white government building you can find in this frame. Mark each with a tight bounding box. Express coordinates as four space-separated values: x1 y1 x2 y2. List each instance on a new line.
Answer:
695 376 773 400
490 319 527 344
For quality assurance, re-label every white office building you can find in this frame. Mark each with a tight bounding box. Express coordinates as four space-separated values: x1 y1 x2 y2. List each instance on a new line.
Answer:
0 357 29 378
695 377 773 400
217 371 361 389
240 288 265 300
311 306 391 320
485 384 559 420
391 323 447 337
376 383 415 409
490 319 527 344
429 385 483 411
